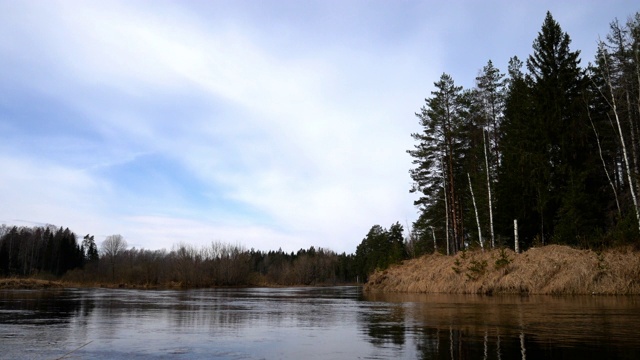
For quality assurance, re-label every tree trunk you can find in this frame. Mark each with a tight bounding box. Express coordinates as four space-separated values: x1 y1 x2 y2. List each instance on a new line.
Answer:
625 91 640 196
514 219 520 253
483 129 495 248
468 173 484 250
431 226 437 253
587 99 621 216
447 144 460 253
442 160 450 255
602 47 640 234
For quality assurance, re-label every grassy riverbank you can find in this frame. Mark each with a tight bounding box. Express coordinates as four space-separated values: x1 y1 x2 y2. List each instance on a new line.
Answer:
0 278 67 289
364 245 640 295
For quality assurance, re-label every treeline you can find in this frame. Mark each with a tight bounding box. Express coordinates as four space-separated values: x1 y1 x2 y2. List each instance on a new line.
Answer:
0 225 358 286
71 241 357 287
407 11 640 255
0 225 85 277
354 222 406 281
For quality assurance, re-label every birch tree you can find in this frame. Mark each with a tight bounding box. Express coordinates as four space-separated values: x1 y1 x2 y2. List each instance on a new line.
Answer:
597 43 640 234
474 60 505 248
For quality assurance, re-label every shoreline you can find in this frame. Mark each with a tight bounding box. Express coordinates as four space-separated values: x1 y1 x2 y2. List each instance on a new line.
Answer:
0 278 358 291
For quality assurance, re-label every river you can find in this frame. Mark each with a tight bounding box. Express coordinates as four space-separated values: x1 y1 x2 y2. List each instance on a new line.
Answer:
0 286 638 359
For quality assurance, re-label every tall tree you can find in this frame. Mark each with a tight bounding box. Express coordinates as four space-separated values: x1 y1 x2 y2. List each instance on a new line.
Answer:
498 12 606 247
592 14 640 238
408 73 470 253
82 234 99 262
474 60 506 248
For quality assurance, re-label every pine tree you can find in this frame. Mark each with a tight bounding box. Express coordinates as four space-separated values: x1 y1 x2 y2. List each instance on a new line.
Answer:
408 73 470 253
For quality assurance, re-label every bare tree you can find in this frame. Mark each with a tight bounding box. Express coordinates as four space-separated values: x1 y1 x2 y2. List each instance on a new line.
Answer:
101 234 128 281
599 43 640 234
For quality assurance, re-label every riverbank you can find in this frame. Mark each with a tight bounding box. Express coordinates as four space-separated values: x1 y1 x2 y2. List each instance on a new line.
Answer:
364 245 640 295
0 277 354 290
0 278 66 289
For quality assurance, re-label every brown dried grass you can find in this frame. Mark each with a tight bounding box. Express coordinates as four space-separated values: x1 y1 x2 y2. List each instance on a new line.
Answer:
364 245 640 295
0 278 66 289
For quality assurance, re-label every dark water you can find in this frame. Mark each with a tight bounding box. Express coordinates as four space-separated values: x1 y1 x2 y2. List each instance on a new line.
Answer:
0 287 639 359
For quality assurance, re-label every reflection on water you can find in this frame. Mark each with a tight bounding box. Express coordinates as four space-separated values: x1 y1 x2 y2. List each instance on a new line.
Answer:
0 287 638 359
362 293 640 359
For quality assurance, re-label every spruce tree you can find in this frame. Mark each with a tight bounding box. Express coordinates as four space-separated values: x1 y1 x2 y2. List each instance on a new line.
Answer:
499 12 608 247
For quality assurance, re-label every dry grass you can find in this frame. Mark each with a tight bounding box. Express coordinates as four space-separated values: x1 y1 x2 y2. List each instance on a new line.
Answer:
364 245 640 295
0 278 66 289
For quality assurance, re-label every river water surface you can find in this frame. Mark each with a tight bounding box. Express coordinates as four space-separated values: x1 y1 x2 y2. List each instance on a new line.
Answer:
0 286 639 359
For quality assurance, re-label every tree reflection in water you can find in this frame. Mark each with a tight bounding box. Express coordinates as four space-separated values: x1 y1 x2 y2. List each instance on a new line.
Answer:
361 292 640 360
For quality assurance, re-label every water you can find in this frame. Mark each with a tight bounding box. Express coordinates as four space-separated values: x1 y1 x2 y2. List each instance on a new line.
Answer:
0 287 638 359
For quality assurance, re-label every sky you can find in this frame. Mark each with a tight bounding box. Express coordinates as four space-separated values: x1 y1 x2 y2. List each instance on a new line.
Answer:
0 1 637 254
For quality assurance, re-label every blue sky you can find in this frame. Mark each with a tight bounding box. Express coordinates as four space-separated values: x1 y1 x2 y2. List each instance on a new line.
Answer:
0 0 637 253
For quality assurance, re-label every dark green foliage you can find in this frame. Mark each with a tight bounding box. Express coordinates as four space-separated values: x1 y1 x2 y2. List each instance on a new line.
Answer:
466 259 488 281
494 12 615 249
82 234 99 262
0 225 84 277
494 248 511 270
354 223 407 281
452 258 462 274
408 74 473 254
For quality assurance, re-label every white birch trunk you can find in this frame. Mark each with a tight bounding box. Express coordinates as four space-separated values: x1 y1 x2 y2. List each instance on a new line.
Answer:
483 129 495 249
602 47 640 234
624 92 640 197
514 219 519 254
468 173 484 251
431 226 437 253
442 160 450 255
587 102 621 216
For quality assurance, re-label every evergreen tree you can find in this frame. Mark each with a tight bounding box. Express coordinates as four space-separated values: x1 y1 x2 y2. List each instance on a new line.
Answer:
83 234 99 262
408 73 471 253
498 12 608 247
354 223 406 280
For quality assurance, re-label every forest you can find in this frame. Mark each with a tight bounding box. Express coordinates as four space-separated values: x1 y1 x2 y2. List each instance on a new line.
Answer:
407 11 640 255
0 225 357 286
1 11 640 287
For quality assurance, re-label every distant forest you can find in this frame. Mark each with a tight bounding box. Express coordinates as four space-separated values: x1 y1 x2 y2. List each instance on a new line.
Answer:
2 11 640 285
0 225 358 285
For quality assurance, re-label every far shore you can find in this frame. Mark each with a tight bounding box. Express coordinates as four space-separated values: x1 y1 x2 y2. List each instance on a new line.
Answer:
364 245 640 295
0 278 357 290
4 245 639 295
